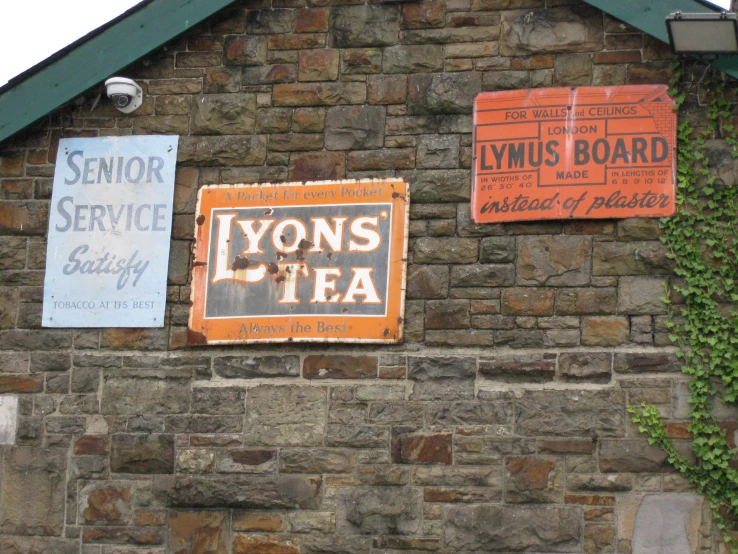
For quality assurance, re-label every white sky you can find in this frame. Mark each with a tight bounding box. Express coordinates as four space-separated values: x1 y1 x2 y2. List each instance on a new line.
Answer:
0 0 733 86
0 0 143 86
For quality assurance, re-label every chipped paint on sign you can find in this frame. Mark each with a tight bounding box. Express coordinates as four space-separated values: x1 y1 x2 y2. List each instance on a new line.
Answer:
188 179 409 344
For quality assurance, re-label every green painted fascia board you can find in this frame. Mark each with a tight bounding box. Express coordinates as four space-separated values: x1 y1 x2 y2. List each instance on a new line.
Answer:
0 0 238 145
583 0 738 81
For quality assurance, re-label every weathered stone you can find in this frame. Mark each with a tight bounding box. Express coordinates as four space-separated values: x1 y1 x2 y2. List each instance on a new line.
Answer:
417 135 460 169
245 385 327 446
176 449 215 474
582 316 629 346
367 75 407 105
599 440 673 473
296 8 329 32
383 45 443 73
273 83 367 106
482 70 530 90
407 265 449 299
0 447 66 536
593 242 673 275
0 396 18 445
614 352 680 374
191 94 256 135
444 504 581 551
559 352 612 383
408 72 481 114
102 370 190 415
168 476 320 509
479 353 556 383
517 236 591 286
213 356 299 379
325 106 385 150
426 300 470 329
299 49 339 81
568 474 634 492
331 5 400 47
178 136 267 166
479 237 515 263
244 65 296 87
408 169 470 202
0 537 78 554
215 449 276 474
516 390 624 437
393 431 452 464
247 8 293 33
336 487 422 535
556 288 617 315
554 53 592 85
631 494 705 554
505 456 562 503
79 482 133 525
408 356 476 400
326 425 388 449
501 6 603 55
224 35 267 66
0 375 43 394
233 512 284 532
205 67 241 93
0 237 26 269
303 355 377 379
192 388 246 415
280 448 355 473
450 264 515 287
501 288 554 316
0 202 49 236
414 237 477 263
110 434 174 474
168 510 228 554
617 276 668 314
341 48 383 75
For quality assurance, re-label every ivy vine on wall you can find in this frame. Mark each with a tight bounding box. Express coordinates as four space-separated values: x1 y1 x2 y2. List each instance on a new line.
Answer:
630 61 738 551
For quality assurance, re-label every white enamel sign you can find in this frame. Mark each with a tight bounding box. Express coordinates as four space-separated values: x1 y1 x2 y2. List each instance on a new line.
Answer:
43 135 179 327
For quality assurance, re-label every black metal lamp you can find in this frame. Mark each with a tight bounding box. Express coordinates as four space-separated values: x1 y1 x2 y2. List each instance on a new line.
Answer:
666 11 738 54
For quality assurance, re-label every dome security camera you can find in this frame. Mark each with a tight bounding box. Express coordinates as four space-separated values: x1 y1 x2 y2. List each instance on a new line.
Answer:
104 77 143 114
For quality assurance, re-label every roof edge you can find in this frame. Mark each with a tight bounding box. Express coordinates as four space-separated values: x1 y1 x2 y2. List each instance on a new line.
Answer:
0 0 238 145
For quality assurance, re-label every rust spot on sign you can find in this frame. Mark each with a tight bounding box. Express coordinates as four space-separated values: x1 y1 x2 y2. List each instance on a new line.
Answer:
196 214 206 225
187 328 208 345
231 256 249 270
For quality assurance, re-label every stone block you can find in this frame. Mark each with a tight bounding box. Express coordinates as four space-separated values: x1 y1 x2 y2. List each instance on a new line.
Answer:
407 265 449 299
408 356 476 400
367 75 407 105
280 448 355 473
479 236 515 263
414 237 477 263
0 447 67 536
178 136 267 166
299 49 339 81
392 431 452 465
0 202 49 236
213 355 299 379
0 396 18 445
168 510 229 554
450 264 514 287
168 476 321 509
205 67 241 93
224 35 267 66
0 537 78 554
273 83 367 106
559 352 612 383
233 512 284 532
516 390 624 437
517 236 591 286
582 316 629 346
505 456 562 503
102 369 190 415
79 482 133 525
554 53 592 86
567 474 633 492
347 148 414 170
295 8 329 32
331 5 400 47
244 385 327 446
246 8 293 33
599 440 672 473
614 352 680 374
556 288 617 315
110 434 175 474
479 353 555 383
191 94 256 135
0 375 42 394
631 494 705 554
444 504 581 551
383 45 444 73
341 48 383 75
336 487 422 535
215 449 277 474
409 169 470 202
303 355 377 379
192 388 246 415
593 241 673 275
617 276 668 315
290 151 346 182
417 135 460 169
501 6 603 55
244 65 296 87
325 106 385 150
402 0 445 28
426 300 470 329
408 72 481 114
502 288 554 316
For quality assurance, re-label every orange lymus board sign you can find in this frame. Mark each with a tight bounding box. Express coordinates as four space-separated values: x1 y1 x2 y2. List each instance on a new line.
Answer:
188 179 409 345
472 85 677 223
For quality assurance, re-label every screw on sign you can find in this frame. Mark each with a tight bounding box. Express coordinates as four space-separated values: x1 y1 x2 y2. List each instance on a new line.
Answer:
188 179 409 345
471 85 677 223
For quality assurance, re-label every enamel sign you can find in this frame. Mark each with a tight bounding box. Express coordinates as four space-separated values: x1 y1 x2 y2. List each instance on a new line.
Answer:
472 85 677 223
188 179 409 345
43 136 178 327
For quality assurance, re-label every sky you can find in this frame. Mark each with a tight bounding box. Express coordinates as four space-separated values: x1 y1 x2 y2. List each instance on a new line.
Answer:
0 0 733 86
0 0 143 85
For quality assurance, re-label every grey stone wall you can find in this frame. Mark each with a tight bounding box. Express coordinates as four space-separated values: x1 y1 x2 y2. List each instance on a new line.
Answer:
0 0 730 552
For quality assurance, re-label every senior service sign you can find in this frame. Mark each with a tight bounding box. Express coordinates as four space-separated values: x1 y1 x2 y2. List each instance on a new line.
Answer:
471 85 677 223
188 179 409 344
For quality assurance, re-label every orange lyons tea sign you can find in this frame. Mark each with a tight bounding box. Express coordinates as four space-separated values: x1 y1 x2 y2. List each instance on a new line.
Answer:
471 85 677 223
188 179 409 345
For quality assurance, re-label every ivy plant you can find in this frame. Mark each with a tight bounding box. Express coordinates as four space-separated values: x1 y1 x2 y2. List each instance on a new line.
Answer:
629 61 738 551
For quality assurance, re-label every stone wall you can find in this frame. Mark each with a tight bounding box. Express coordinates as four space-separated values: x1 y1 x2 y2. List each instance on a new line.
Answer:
0 0 729 552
